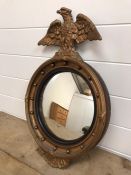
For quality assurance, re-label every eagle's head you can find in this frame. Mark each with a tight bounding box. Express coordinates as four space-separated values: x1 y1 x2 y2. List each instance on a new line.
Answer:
57 7 72 17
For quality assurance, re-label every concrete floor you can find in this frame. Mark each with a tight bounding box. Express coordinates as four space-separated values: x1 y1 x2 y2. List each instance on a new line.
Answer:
0 112 131 175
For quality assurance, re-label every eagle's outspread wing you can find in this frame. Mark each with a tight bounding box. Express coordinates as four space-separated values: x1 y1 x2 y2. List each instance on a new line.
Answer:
38 20 61 46
75 14 102 44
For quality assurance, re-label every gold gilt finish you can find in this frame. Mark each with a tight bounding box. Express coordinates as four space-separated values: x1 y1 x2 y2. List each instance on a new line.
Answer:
25 7 110 168
38 7 102 52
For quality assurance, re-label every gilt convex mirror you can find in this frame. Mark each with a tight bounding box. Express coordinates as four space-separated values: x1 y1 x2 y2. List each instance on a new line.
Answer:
25 7 111 168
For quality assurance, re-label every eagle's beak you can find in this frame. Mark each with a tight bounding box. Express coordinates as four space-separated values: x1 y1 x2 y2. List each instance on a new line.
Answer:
57 10 61 14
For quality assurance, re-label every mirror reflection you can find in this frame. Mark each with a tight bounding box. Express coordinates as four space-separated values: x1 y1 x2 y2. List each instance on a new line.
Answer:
42 72 94 140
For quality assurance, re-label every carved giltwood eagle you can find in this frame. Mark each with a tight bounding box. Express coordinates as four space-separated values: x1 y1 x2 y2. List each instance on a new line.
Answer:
38 7 102 51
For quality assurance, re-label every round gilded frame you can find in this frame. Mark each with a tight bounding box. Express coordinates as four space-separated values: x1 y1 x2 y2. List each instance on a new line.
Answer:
25 55 110 164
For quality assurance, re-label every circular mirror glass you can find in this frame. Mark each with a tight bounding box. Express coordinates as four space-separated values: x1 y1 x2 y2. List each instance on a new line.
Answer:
42 72 95 140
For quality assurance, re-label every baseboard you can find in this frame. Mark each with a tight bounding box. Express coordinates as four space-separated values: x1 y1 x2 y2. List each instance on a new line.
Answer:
98 145 131 161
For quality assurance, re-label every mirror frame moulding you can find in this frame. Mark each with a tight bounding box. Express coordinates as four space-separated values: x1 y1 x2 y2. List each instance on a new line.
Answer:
25 52 111 168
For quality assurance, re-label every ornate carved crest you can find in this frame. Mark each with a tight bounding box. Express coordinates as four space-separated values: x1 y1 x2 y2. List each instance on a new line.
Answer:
38 7 102 53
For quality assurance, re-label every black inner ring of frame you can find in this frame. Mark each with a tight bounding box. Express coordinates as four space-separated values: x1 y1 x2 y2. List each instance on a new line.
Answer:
35 67 97 146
